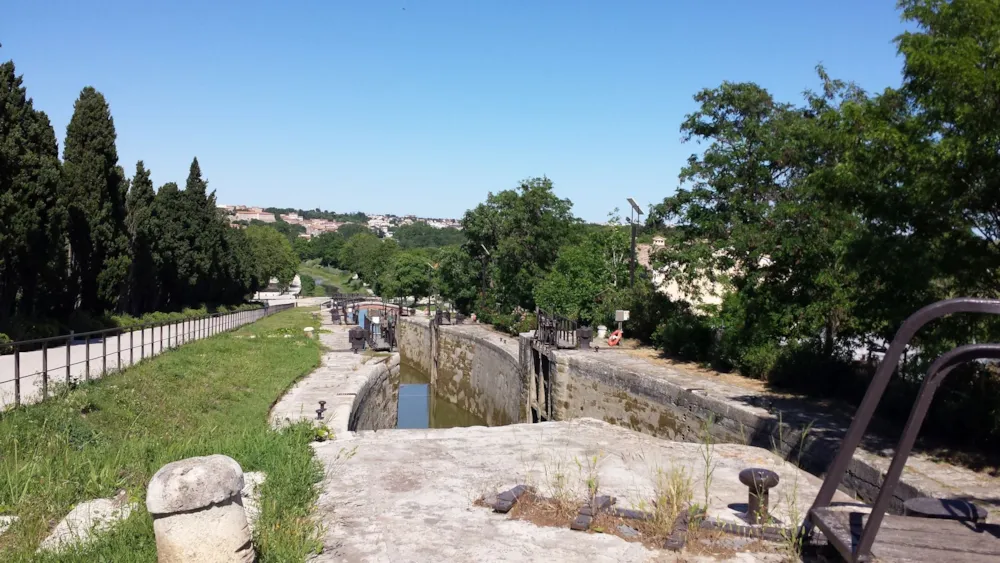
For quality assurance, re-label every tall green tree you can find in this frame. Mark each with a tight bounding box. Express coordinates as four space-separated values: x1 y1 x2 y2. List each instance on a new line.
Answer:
650 77 866 373
151 182 193 310
246 225 298 290
311 232 344 267
337 223 369 240
339 233 398 293
62 87 129 313
393 221 466 249
895 0 1000 298
123 161 158 314
533 210 632 324
462 177 578 310
181 158 218 303
0 61 67 327
435 245 480 313
382 252 432 302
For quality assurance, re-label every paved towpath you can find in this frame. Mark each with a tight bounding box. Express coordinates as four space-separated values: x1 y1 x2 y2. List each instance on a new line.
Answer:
269 314 390 437
1 307 274 410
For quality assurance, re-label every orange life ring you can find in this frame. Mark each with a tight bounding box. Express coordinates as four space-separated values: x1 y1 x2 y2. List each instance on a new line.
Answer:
607 329 623 346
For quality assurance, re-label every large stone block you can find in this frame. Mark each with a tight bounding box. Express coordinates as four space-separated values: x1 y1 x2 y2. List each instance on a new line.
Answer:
147 454 254 563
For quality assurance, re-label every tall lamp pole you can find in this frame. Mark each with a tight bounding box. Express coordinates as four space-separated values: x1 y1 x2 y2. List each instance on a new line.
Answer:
479 243 491 299
626 197 644 289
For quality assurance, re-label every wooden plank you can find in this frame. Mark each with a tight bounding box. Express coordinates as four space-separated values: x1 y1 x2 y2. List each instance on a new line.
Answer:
811 508 858 562
869 542 998 563
811 508 1000 562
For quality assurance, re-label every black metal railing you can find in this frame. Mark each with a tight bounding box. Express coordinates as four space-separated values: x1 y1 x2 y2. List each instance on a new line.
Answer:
0 302 294 409
359 311 396 352
805 297 1000 561
534 309 578 349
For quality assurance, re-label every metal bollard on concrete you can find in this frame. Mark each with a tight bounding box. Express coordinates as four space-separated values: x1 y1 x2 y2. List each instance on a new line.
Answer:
738 467 779 525
147 455 254 563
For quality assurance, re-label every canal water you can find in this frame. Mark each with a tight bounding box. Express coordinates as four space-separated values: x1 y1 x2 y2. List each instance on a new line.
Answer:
396 362 485 429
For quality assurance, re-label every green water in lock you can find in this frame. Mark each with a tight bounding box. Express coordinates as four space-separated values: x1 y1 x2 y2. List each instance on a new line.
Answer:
396 363 486 429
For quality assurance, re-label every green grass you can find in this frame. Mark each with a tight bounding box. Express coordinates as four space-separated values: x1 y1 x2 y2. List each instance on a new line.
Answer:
298 261 361 295
0 308 326 562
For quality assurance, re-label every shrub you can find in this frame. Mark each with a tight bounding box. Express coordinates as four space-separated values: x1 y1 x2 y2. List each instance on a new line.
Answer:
653 310 715 363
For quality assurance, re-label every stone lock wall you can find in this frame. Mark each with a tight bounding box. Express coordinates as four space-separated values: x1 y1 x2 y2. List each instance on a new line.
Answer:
524 341 935 511
397 317 527 426
349 355 400 431
396 317 433 375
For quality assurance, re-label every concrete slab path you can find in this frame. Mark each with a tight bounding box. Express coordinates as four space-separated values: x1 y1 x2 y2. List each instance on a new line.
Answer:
269 316 394 437
311 418 851 562
566 347 1000 519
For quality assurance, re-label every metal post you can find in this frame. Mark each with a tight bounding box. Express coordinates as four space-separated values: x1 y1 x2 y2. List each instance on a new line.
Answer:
130 329 134 366
86 338 91 381
117 328 121 370
141 326 145 360
66 332 72 384
159 325 163 354
630 219 637 288
42 341 48 399
14 346 20 407
102 333 107 376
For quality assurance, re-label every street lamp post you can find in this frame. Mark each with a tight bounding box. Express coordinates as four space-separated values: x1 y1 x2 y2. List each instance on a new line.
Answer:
626 197 644 289
479 243 491 299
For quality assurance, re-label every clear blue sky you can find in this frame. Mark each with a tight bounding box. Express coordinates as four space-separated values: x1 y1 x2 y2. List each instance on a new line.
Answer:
6 1 909 222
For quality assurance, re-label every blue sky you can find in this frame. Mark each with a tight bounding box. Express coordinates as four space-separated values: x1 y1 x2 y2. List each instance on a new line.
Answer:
6 1 909 222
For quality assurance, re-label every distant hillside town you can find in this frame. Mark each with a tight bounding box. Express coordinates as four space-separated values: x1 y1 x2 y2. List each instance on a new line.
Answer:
216 204 462 239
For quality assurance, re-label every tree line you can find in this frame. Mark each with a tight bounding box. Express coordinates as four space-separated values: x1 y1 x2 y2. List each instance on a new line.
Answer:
264 207 368 224
0 62 293 340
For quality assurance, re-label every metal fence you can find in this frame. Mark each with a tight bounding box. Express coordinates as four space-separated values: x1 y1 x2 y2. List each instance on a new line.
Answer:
360 312 397 351
0 303 294 410
534 309 578 349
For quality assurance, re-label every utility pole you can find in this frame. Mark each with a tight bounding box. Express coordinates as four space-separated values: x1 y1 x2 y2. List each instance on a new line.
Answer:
626 197 643 289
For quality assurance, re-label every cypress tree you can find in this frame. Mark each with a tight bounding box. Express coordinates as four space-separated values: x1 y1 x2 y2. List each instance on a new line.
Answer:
0 61 67 329
124 161 158 314
151 182 191 310
182 157 232 305
62 87 129 313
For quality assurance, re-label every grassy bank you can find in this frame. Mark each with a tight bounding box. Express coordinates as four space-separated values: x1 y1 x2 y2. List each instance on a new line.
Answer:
298 261 359 296
0 308 325 562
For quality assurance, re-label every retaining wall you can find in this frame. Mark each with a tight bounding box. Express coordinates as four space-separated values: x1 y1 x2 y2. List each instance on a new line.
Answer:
397 317 526 425
348 355 400 432
523 340 930 512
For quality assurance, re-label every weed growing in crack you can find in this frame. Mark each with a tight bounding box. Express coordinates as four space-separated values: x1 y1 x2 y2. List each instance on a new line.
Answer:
769 412 814 559
697 414 717 512
651 464 694 535
575 452 604 503
542 457 574 510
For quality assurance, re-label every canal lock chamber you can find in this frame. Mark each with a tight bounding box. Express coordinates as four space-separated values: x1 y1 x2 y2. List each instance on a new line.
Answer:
348 313 523 432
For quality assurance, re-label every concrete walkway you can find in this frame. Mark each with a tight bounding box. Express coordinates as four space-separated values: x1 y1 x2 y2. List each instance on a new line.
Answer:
269 317 393 436
561 347 1000 519
271 312 848 561
311 418 849 562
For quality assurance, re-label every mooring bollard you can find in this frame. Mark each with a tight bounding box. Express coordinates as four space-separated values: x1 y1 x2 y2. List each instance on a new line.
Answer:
738 467 779 525
147 455 254 563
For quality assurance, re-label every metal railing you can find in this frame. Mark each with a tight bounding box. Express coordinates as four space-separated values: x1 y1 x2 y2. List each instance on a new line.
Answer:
534 309 578 349
359 310 397 351
0 303 294 410
805 297 1000 561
